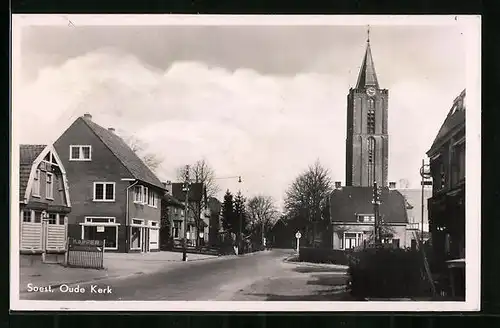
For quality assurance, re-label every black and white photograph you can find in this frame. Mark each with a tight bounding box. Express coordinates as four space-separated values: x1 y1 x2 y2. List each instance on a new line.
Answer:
10 15 481 312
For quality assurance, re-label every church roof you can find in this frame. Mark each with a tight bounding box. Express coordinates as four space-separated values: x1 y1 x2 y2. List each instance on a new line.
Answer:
355 40 380 89
329 186 408 224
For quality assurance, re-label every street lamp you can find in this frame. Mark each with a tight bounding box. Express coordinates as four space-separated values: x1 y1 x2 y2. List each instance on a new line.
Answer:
420 159 432 246
182 165 191 262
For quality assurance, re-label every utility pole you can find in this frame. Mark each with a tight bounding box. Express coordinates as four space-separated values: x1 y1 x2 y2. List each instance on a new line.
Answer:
182 165 190 262
372 180 381 244
238 176 243 255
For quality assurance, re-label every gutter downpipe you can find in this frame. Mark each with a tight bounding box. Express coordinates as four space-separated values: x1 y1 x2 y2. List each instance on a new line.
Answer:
124 179 139 253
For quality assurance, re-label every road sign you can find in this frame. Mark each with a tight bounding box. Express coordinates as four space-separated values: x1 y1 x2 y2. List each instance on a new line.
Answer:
421 181 433 186
295 231 302 239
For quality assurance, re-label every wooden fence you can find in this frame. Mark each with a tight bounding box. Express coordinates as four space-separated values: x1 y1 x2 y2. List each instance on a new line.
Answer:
66 239 105 269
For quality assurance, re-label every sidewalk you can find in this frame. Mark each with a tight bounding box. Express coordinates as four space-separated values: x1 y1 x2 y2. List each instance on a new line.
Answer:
283 254 349 271
19 251 218 294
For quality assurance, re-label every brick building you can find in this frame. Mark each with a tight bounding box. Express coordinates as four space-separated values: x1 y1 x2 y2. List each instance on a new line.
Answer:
53 114 165 253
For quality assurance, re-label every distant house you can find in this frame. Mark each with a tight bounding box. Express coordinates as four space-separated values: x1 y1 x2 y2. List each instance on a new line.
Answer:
399 188 432 249
427 89 466 263
160 184 185 249
329 183 408 250
270 218 295 249
205 197 222 246
19 144 71 256
53 113 165 253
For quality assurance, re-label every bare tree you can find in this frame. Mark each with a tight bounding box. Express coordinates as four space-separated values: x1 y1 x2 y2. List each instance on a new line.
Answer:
284 159 333 246
121 134 163 173
246 195 279 244
176 159 220 247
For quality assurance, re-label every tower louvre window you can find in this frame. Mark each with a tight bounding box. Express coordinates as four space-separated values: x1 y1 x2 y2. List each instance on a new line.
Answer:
367 137 376 186
367 98 375 134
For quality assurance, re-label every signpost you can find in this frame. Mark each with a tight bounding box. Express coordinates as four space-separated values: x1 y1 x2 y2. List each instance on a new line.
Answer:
295 231 302 254
67 238 105 269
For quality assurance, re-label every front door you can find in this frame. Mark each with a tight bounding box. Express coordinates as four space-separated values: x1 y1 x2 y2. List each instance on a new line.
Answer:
142 227 150 252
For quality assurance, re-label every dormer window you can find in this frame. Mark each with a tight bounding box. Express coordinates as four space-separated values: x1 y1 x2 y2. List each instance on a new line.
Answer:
70 145 92 161
357 214 375 223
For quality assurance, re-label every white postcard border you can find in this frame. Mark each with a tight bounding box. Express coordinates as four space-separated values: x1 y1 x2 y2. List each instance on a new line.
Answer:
10 14 481 312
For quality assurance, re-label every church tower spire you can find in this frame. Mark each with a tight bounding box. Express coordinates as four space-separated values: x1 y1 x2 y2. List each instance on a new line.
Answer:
345 29 389 188
355 26 379 89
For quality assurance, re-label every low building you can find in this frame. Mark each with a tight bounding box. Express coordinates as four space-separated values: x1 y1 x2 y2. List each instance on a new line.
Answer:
19 144 71 257
329 183 408 250
53 113 165 253
398 188 432 249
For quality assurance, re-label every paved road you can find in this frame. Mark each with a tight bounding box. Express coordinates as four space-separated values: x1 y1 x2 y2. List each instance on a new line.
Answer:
22 249 349 301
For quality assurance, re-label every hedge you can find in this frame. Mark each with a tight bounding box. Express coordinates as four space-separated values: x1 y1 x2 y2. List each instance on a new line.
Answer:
348 247 431 299
299 247 350 266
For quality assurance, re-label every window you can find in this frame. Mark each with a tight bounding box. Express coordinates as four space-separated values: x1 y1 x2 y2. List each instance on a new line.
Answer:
343 232 363 250
46 172 54 199
134 185 143 203
143 187 148 205
33 211 41 223
367 99 375 134
47 213 57 225
132 219 143 225
93 182 115 201
83 225 118 249
70 145 92 161
150 221 158 227
33 169 40 197
148 191 157 207
452 140 465 185
85 217 115 223
173 221 182 238
357 214 375 223
59 216 65 225
22 210 31 223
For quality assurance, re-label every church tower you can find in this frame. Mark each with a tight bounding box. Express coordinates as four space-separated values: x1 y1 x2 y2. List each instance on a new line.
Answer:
345 29 389 187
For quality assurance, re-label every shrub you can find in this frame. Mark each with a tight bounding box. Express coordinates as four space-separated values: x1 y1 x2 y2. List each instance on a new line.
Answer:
299 247 351 266
348 247 429 299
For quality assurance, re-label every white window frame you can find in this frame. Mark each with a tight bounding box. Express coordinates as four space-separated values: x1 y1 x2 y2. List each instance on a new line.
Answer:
69 145 92 161
22 210 32 223
80 217 120 251
32 169 41 197
342 232 364 250
93 182 116 202
143 187 148 205
134 185 144 204
148 190 158 208
46 172 54 200
356 214 375 223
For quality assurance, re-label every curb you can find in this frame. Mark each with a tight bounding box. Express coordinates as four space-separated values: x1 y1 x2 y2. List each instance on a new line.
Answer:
283 255 349 270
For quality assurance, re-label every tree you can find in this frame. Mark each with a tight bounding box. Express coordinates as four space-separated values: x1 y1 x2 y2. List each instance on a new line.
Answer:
284 159 333 247
246 195 279 245
121 134 163 173
233 191 248 237
176 159 220 247
221 190 236 233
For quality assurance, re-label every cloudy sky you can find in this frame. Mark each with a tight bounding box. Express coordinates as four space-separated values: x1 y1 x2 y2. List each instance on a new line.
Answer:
14 20 468 208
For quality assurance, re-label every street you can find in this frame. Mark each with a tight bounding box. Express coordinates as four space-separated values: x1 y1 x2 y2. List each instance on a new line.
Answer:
21 249 350 301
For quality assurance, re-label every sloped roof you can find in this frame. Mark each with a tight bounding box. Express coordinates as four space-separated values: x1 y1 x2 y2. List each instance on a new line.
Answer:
171 182 205 203
19 145 46 200
428 89 466 155
397 188 432 224
81 117 164 189
163 193 184 208
330 186 408 224
355 41 379 89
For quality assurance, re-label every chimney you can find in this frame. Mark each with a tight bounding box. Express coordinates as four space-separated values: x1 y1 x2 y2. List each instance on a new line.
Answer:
162 181 173 194
108 127 115 133
335 181 342 189
83 113 92 121
389 181 396 190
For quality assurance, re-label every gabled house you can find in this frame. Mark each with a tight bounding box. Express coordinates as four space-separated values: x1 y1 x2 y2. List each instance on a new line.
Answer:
53 113 165 253
329 183 408 250
161 181 187 248
19 144 71 256
427 89 466 264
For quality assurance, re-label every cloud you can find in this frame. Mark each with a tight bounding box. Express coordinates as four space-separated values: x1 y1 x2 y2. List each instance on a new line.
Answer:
15 47 464 208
